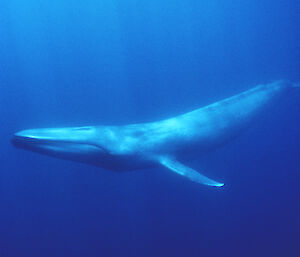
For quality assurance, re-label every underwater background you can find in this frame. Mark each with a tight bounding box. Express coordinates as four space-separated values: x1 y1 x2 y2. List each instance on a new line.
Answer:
1 0 300 256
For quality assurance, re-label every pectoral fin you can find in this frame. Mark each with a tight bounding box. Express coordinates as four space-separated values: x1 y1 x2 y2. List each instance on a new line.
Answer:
158 156 224 187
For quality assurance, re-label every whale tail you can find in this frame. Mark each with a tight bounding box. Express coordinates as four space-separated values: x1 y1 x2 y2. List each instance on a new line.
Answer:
275 80 300 89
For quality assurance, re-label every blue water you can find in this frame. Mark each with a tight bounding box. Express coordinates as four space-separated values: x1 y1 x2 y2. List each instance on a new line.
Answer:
1 0 300 256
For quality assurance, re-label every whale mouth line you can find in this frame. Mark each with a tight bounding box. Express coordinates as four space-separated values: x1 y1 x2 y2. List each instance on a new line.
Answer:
11 134 107 153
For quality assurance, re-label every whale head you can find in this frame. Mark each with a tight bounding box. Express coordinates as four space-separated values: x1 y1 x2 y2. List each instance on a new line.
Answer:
11 126 109 165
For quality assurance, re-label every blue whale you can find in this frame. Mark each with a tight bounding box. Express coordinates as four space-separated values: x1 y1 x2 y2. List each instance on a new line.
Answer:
12 80 299 187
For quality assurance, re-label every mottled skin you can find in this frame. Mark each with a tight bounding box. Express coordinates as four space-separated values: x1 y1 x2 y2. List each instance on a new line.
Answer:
12 80 298 186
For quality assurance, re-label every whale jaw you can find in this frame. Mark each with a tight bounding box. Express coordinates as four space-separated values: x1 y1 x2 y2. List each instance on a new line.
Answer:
11 127 106 161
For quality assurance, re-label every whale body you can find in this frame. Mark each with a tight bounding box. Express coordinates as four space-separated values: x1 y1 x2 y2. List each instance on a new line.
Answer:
12 80 299 187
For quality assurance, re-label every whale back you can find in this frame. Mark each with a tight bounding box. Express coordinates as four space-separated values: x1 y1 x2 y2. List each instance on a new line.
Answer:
102 81 292 157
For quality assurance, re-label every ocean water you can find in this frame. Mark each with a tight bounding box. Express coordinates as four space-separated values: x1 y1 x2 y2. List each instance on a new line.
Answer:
1 0 300 256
